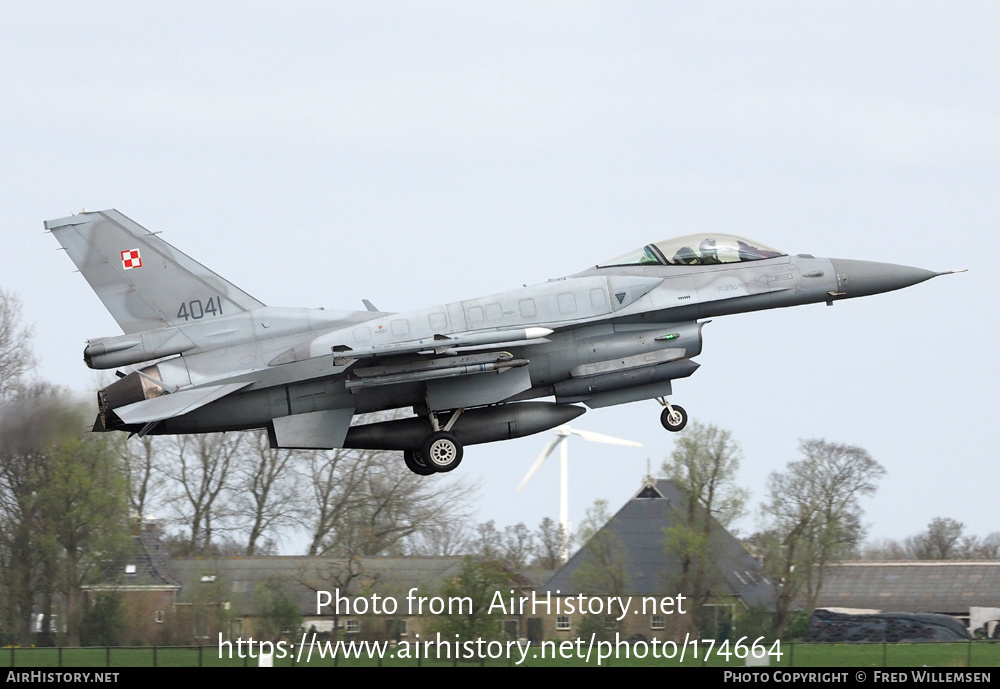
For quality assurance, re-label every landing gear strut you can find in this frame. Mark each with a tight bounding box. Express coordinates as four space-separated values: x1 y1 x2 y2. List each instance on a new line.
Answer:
656 398 688 432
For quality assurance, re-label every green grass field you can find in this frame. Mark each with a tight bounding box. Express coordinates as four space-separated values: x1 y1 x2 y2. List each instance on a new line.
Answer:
4 641 999 668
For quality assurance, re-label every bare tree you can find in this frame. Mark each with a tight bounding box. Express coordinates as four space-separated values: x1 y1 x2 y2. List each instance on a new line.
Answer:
0 289 34 401
498 522 536 571
905 517 967 560
469 520 503 560
973 533 1000 559
468 520 537 570
304 443 476 557
0 297 44 644
902 518 1000 560
161 433 242 555
304 446 384 556
863 524 1000 561
760 439 885 635
406 521 472 556
533 517 567 570
119 429 297 557
230 430 303 555
115 434 168 520
860 537 907 561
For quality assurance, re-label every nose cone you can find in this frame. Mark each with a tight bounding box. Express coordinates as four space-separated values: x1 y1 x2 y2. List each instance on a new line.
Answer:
830 258 939 298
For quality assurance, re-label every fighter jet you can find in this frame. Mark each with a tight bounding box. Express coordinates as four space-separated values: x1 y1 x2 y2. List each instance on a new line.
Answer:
46 210 959 475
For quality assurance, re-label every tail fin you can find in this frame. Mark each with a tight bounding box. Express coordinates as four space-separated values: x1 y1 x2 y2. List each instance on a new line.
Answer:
46 210 265 334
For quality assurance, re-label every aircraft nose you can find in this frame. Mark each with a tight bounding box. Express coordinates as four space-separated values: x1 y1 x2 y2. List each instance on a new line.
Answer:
829 258 939 298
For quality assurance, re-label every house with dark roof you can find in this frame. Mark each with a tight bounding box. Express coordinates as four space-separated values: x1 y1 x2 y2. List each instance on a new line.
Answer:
541 477 775 641
86 481 775 645
166 555 473 641
813 561 1000 634
86 521 544 645
82 520 181 645
165 554 550 643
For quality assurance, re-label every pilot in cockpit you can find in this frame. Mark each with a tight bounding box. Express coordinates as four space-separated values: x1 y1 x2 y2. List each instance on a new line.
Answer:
698 238 721 264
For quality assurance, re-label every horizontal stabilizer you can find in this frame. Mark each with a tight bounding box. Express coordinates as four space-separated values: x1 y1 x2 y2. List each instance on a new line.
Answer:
113 382 252 424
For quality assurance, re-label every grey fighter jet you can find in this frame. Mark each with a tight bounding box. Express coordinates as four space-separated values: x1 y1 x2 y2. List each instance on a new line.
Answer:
46 210 958 475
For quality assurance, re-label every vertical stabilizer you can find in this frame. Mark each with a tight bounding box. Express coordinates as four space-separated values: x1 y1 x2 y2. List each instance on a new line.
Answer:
46 210 265 334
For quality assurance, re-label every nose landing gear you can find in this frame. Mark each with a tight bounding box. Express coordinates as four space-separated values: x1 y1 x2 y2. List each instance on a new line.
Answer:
656 398 688 432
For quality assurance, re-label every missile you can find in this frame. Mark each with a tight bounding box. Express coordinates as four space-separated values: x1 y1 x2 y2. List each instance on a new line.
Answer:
345 359 529 390
269 327 553 366
351 351 514 378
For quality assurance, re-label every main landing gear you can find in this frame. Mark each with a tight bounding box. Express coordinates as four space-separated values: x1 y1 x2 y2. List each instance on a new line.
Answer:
655 397 688 432
403 409 465 475
403 449 436 476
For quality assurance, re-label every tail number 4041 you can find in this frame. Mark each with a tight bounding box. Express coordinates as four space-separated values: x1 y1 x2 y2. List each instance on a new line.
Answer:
177 296 223 321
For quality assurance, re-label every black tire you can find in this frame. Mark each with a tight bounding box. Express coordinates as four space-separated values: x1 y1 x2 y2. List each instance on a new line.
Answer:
404 449 436 476
660 404 688 432
421 431 463 472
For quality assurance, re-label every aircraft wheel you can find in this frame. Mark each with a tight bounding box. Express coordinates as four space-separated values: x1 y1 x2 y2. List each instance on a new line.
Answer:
404 449 436 476
421 432 463 473
660 405 688 432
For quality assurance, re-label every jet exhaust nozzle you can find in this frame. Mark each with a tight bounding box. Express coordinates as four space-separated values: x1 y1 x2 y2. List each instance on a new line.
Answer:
96 366 165 429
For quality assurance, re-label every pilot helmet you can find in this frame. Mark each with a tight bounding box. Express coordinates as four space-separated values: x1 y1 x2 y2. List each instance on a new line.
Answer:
699 238 718 260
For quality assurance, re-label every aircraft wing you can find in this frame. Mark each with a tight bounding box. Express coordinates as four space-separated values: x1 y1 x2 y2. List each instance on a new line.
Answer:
266 327 553 412
112 382 252 424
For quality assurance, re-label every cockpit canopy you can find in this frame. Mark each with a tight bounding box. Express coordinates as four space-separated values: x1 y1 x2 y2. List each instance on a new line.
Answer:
599 234 786 267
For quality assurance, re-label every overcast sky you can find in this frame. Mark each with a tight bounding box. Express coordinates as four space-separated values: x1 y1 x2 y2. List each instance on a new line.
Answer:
2 2 997 552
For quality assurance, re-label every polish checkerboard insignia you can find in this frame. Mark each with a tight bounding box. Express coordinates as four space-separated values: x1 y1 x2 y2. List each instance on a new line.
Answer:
121 249 142 270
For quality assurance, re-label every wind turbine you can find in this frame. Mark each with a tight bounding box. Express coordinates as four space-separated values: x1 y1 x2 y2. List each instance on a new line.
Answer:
517 425 642 563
